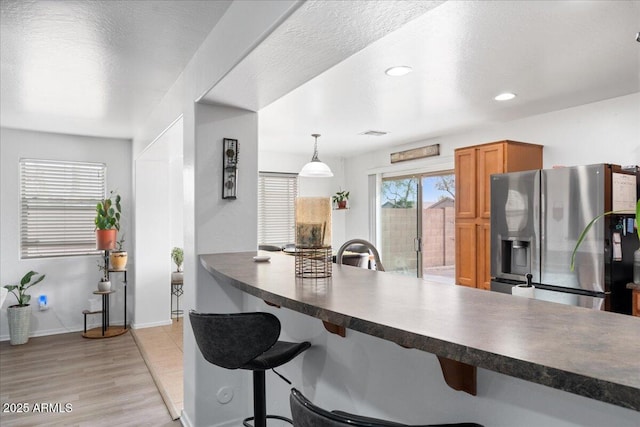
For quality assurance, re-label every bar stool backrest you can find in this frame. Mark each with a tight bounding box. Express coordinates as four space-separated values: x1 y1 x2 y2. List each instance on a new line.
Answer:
190 311 280 369
290 388 406 427
290 388 484 427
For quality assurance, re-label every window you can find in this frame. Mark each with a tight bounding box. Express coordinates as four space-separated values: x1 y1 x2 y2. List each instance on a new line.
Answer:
20 159 107 259
258 172 298 246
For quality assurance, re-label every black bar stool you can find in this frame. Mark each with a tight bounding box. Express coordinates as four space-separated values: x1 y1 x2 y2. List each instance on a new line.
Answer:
290 388 484 427
190 311 311 427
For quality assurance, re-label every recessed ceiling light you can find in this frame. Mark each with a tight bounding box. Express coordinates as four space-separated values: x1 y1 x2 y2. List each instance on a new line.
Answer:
494 92 517 101
385 66 412 77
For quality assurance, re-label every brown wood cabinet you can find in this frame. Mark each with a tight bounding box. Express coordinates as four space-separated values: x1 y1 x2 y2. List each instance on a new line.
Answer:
455 140 543 289
632 288 639 317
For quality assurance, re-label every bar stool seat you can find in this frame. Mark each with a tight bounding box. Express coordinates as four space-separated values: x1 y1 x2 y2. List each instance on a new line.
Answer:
190 310 310 427
241 341 309 370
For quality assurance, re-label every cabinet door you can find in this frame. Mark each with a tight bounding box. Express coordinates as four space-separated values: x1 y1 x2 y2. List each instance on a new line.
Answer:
455 221 476 287
455 148 476 219
477 144 504 219
477 221 492 290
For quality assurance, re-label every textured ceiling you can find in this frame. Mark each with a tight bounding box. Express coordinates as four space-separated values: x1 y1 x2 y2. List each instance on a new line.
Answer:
201 0 444 111
0 0 231 138
1 0 638 156
252 0 640 156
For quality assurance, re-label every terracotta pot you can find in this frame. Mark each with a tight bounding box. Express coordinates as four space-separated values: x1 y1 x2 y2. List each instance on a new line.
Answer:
338 200 347 209
110 251 128 270
96 229 117 250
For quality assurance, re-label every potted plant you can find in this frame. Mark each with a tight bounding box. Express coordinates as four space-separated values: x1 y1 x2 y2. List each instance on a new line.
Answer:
571 198 640 284
332 190 350 209
3 271 45 345
97 260 111 292
95 190 121 250
109 234 128 270
171 247 184 282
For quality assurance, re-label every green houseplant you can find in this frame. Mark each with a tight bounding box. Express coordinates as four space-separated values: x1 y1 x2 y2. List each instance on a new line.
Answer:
3 271 45 345
109 234 128 270
95 191 122 250
172 247 184 271
571 198 640 283
171 247 184 282
332 190 350 209
97 260 111 292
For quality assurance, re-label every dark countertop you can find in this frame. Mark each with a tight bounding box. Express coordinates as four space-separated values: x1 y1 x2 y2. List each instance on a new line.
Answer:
200 251 640 411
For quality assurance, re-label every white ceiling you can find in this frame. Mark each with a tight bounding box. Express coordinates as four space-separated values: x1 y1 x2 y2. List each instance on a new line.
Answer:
1 1 638 157
253 0 640 156
0 0 231 139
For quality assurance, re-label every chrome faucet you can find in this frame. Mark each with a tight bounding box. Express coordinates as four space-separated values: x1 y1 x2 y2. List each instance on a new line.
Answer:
336 239 385 272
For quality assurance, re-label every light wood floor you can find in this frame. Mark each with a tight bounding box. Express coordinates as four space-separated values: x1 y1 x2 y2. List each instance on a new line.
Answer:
0 331 180 427
131 319 183 420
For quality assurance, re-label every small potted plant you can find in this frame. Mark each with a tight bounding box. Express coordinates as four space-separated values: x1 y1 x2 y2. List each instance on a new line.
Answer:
95 190 121 250
3 271 45 345
109 234 128 270
97 260 111 292
171 247 184 282
332 190 350 209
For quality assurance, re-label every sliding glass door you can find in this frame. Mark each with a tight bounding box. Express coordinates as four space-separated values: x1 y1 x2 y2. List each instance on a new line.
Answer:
380 176 420 277
380 171 455 283
420 173 455 284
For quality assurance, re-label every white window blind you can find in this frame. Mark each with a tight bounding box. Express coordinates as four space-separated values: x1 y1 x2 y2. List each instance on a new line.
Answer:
20 159 107 259
258 172 298 246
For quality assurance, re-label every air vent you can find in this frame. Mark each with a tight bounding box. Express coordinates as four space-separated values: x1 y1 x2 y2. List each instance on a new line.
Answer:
359 130 388 136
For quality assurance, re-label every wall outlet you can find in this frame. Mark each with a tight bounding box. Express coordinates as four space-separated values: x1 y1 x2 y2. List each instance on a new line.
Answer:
38 294 48 311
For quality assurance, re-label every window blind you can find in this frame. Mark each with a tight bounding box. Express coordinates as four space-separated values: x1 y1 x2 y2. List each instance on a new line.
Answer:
258 172 298 246
20 159 107 259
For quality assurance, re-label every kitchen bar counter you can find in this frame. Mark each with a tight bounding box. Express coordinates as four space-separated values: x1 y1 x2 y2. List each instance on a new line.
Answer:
200 251 640 411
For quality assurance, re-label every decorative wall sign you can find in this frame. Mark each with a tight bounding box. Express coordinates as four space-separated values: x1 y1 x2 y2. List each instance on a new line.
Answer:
222 138 238 199
390 143 440 163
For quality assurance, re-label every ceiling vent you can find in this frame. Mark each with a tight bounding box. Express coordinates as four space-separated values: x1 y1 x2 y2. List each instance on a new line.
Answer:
359 130 388 136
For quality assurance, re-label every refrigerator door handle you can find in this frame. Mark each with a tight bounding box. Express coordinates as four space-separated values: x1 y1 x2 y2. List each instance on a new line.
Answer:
532 170 542 283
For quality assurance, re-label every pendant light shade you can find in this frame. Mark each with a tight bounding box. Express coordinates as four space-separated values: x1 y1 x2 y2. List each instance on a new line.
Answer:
299 134 333 178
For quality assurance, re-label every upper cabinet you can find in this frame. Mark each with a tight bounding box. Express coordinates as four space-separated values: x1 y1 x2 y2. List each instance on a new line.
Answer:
454 140 543 289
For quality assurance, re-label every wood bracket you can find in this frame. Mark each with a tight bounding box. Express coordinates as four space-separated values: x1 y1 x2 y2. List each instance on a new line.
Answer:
263 300 280 308
436 356 477 396
322 321 346 337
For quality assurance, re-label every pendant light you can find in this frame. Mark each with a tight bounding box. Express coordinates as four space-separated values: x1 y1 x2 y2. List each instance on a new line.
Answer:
299 133 333 177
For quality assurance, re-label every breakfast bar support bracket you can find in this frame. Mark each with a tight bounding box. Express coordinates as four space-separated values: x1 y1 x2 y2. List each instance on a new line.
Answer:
322 321 346 337
437 356 477 396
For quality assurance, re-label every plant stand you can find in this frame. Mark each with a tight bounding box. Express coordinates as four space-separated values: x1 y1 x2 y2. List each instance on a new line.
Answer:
82 264 129 339
171 277 184 321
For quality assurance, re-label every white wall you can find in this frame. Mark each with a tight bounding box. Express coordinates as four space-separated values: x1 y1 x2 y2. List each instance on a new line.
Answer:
134 159 171 328
344 93 640 240
133 117 183 329
0 127 132 339
188 102 259 425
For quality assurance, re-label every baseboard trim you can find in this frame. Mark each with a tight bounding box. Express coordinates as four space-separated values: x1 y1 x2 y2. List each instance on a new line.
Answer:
131 319 173 329
0 326 85 342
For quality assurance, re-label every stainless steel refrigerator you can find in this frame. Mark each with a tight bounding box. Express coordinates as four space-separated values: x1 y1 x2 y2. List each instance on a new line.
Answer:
490 164 639 314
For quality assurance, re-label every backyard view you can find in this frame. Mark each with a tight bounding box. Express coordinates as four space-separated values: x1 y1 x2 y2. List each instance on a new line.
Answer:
381 173 455 284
